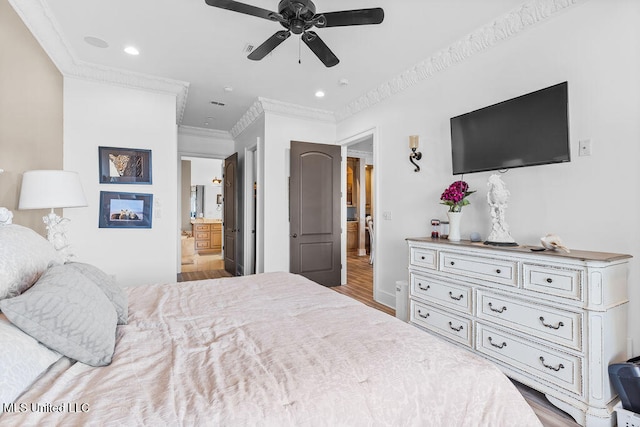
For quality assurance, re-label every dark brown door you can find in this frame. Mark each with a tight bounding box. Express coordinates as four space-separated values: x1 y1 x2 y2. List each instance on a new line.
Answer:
223 153 238 276
290 141 341 286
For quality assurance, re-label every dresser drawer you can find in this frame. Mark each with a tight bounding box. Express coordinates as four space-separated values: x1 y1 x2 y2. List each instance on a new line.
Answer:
440 252 518 287
476 324 582 396
410 247 437 270
477 291 582 351
523 263 583 301
410 273 472 313
411 300 472 347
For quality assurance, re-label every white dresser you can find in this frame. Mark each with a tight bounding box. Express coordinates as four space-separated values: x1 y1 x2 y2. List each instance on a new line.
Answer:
406 237 631 427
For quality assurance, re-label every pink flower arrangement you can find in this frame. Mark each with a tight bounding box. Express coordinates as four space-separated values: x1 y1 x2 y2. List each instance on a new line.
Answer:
440 180 475 212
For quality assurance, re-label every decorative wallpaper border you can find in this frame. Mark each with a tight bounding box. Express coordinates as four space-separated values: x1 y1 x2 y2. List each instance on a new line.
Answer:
333 0 583 121
8 0 190 125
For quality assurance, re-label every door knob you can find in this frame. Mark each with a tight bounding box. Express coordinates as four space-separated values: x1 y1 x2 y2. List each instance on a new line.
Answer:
291 233 298 238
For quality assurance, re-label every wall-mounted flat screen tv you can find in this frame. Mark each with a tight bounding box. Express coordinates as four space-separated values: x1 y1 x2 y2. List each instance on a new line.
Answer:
450 82 570 175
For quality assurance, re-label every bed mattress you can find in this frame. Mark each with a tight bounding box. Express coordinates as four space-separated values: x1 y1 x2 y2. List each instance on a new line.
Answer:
2 272 541 426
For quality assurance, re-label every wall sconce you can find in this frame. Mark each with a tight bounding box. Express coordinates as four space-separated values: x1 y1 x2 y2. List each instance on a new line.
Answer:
409 135 422 172
212 176 222 184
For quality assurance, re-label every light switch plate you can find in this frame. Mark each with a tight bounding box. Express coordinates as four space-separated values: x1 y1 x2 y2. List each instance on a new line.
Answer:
579 139 592 156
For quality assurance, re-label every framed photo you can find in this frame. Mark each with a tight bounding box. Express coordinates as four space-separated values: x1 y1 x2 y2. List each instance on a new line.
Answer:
99 191 153 229
99 146 152 184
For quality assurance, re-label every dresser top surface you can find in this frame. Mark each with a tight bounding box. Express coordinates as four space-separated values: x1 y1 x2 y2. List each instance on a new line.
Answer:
406 237 632 263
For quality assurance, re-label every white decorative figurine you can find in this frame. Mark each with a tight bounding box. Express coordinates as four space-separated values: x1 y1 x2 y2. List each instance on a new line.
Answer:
0 207 13 225
485 174 517 246
43 212 74 261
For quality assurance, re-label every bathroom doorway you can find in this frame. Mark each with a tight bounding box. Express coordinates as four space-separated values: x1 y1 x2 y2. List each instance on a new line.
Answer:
180 156 225 274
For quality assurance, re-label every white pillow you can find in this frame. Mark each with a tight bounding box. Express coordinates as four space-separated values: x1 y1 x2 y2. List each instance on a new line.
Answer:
0 224 64 300
0 314 61 411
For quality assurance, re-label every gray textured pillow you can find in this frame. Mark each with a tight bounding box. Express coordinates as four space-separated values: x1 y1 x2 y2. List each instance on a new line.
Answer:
65 262 128 324
0 265 118 367
0 224 64 300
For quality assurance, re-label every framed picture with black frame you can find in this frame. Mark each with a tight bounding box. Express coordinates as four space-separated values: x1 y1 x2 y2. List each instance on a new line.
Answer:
99 146 152 184
99 191 153 229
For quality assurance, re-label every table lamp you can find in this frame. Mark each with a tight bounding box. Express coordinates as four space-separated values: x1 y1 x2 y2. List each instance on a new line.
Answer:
18 170 87 260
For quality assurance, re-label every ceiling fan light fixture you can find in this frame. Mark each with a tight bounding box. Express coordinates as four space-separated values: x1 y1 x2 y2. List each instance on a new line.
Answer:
205 0 384 67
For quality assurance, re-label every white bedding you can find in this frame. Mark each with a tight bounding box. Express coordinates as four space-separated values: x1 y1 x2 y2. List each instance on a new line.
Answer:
2 272 542 426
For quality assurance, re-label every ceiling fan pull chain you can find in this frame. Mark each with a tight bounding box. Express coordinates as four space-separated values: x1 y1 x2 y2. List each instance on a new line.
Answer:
298 36 302 64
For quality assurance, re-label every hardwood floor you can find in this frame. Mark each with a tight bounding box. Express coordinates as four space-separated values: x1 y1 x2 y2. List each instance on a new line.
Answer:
177 251 579 427
331 251 395 316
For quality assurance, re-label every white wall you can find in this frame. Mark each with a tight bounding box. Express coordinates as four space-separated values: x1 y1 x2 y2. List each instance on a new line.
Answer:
178 125 234 158
63 78 179 287
262 112 336 272
337 0 640 349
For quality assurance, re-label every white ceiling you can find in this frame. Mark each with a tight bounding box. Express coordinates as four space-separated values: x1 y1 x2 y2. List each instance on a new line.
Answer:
34 0 526 132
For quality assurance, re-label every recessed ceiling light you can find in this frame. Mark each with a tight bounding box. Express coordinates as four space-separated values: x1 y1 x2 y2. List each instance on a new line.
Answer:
224 86 233 92
124 46 139 56
84 36 109 48
315 90 325 98
339 78 349 86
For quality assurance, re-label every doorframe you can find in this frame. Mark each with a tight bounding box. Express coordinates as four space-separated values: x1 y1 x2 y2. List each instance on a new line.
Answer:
338 127 379 299
176 154 225 273
243 143 258 275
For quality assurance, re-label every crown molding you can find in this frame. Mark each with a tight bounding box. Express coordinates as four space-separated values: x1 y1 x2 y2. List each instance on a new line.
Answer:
230 100 265 138
230 97 335 138
335 0 584 121
8 0 190 124
178 125 233 140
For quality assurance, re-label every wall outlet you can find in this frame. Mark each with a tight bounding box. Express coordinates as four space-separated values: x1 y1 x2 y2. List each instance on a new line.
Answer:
579 139 592 156
383 211 392 220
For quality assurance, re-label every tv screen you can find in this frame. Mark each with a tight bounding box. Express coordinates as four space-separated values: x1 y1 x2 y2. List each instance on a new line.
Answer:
450 82 570 175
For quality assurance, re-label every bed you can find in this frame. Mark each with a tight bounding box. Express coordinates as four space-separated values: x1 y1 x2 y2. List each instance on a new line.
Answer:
0 223 542 426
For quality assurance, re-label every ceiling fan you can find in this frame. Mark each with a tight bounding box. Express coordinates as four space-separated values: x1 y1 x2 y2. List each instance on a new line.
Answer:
204 0 384 67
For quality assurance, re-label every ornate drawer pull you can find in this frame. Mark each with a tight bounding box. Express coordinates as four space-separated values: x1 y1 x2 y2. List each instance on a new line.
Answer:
488 302 507 313
496 269 501 274
450 261 455 266
539 317 564 330
421 256 426 260
539 356 564 371
546 278 553 283
418 283 430 291
488 337 507 349
448 321 464 332
417 310 430 319
449 291 464 301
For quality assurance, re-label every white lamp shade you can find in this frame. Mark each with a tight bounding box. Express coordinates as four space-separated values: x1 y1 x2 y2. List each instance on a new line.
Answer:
19 170 87 210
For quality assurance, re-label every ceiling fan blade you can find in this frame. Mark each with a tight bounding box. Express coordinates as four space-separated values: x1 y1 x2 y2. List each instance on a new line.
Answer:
302 31 339 68
317 8 384 27
204 0 283 22
248 31 291 61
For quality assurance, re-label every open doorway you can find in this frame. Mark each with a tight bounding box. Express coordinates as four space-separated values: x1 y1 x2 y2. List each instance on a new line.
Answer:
337 130 379 306
179 156 225 275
